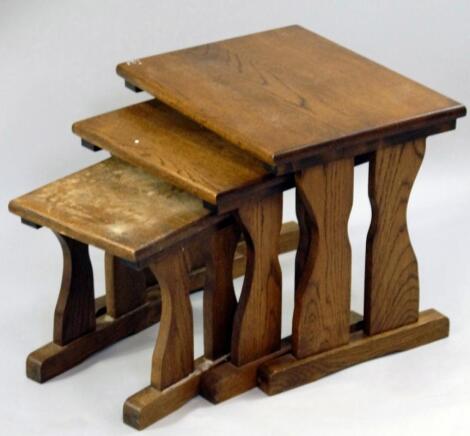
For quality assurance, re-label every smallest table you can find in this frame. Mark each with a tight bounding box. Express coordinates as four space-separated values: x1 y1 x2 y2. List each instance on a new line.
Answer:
9 158 260 429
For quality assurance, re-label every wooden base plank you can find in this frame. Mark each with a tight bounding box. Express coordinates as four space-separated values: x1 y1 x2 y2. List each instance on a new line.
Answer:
201 311 363 404
123 355 227 430
27 298 162 383
258 309 449 395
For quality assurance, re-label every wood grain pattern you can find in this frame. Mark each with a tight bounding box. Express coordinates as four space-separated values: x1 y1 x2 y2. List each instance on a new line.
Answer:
72 99 272 206
26 223 300 383
258 309 449 395
203 223 240 359
8 158 226 263
365 139 425 335
53 234 96 345
231 193 283 365
180 221 299 296
105 254 147 318
117 25 465 168
292 159 354 358
124 355 227 430
27 296 163 383
149 249 194 390
201 338 291 404
201 311 363 403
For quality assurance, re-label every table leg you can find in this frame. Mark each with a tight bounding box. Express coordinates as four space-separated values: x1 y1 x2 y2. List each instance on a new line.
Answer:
203 223 240 360
232 193 283 365
293 159 354 357
52 234 96 345
105 254 147 319
27 233 165 383
365 139 425 334
201 193 283 403
27 234 97 382
123 247 227 430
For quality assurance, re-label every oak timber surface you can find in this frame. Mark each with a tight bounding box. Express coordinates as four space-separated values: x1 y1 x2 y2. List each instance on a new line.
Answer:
9 158 220 263
72 100 271 205
117 25 466 167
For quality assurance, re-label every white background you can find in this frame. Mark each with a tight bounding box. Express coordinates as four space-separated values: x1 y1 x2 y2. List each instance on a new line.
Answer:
1 1 469 435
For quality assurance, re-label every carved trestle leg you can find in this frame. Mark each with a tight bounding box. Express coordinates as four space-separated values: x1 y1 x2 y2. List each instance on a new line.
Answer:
203 223 240 360
259 141 449 395
292 159 354 357
124 248 196 430
53 234 96 345
105 254 147 319
200 193 284 403
26 233 163 383
364 139 425 334
124 222 242 430
27 234 96 381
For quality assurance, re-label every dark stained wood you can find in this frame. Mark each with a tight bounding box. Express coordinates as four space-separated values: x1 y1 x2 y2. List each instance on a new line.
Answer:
124 355 227 430
8 158 227 264
201 311 363 403
81 139 101 152
276 119 457 175
117 25 466 168
27 296 163 383
181 221 299 294
149 249 194 390
202 338 291 404
124 80 142 93
105 254 147 319
231 193 283 365
292 159 354 358
203 223 240 359
365 139 425 335
234 220 298 263
53 234 96 345
25 222 299 383
258 309 449 395
72 99 273 207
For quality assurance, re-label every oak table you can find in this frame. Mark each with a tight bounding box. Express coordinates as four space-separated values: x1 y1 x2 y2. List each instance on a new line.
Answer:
9 158 298 428
116 25 466 399
10 24 466 431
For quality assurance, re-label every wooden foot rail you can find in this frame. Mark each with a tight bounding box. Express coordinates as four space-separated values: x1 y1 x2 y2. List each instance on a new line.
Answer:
259 309 449 395
201 311 364 404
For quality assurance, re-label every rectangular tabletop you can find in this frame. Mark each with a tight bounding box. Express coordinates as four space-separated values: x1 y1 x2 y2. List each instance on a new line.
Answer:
73 100 292 212
9 158 224 264
117 25 466 170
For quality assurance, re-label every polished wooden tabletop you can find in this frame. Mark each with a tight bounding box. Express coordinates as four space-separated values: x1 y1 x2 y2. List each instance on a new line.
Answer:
9 158 223 263
117 25 466 169
72 100 274 208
